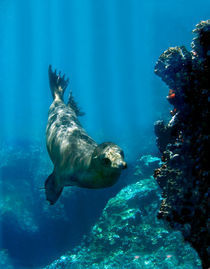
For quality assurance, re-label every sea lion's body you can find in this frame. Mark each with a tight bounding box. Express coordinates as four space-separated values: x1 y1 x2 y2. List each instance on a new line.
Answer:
45 66 127 204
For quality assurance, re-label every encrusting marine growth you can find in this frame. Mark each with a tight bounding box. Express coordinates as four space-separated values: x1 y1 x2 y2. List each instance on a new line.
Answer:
154 20 209 269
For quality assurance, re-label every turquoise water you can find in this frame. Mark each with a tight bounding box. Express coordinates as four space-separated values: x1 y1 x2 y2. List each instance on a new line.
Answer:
0 0 209 268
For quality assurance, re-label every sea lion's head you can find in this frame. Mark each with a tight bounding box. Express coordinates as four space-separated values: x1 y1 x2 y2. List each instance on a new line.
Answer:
89 142 127 187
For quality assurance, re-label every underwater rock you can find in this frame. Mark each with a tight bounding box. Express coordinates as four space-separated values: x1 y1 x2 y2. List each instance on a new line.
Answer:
134 155 162 179
0 141 128 268
0 249 14 269
154 20 209 269
44 178 201 269
0 142 48 234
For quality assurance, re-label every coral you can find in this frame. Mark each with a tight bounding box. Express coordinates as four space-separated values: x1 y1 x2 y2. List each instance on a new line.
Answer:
44 177 201 269
154 20 209 269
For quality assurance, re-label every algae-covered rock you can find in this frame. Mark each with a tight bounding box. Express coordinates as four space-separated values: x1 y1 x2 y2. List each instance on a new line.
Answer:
44 177 201 269
0 140 128 267
154 20 209 269
0 249 14 269
134 155 162 179
0 142 48 234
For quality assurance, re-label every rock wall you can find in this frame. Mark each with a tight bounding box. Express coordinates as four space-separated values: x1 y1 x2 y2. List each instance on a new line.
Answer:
154 20 209 269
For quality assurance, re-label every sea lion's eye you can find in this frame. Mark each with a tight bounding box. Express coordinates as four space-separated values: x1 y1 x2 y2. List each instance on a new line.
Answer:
102 157 111 166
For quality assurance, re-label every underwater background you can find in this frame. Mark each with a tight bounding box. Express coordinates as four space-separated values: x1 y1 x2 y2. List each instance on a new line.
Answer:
0 0 209 268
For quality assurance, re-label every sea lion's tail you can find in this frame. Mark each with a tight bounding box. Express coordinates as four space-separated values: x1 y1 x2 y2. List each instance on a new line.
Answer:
48 65 69 101
45 172 63 205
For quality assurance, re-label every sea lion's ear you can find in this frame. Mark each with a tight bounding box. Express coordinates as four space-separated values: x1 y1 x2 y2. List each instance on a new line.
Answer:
45 173 63 205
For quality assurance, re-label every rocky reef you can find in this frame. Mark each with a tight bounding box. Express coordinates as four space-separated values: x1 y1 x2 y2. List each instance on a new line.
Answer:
0 140 128 268
44 171 201 269
0 249 14 269
154 20 209 269
134 155 162 180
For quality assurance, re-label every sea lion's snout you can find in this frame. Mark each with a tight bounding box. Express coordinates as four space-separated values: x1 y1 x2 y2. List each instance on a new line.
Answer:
105 146 127 170
111 159 127 169
121 161 127 169
91 142 127 172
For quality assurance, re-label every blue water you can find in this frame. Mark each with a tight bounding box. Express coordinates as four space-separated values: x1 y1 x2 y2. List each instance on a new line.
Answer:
0 0 209 268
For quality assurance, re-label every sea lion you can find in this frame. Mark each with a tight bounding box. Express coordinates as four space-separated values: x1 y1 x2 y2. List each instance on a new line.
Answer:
45 65 127 205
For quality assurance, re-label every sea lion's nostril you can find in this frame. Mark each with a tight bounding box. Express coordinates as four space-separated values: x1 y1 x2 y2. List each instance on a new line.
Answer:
119 161 127 169
122 162 127 169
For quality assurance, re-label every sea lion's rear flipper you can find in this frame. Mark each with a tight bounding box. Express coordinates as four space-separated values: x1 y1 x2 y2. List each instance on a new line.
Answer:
67 91 85 116
48 65 69 101
45 172 63 205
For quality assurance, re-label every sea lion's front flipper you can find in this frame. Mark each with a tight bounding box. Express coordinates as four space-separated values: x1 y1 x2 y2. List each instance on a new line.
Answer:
45 172 63 205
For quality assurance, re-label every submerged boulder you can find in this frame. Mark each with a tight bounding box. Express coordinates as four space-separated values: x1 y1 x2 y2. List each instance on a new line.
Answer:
0 140 127 268
44 177 201 269
0 250 14 269
134 155 162 179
